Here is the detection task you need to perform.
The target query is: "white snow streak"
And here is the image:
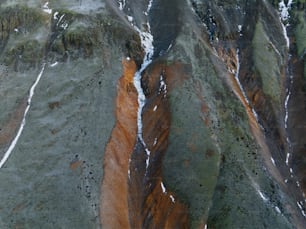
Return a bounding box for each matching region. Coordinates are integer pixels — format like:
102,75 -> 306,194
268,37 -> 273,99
118,0 -> 126,10
50,61 -> 58,67
297,201 -> 306,217
42,2 -> 52,14
122,1 -> 155,171
153,137 -> 157,146
279,0 -> 293,22
257,189 -> 269,202
159,75 -> 167,98
160,182 -> 166,193
233,49 -> 263,129
170,195 -> 175,203
153,105 -> 157,111
0,64 -> 46,168
271,157 -> 276,166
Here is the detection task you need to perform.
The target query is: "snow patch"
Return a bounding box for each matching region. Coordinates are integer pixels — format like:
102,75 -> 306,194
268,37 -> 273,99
271,157 -> 276,166
279,0 -> 293,22
53,11 -> 59,20
153,105 -> 157,111
257,190 -> 269,202
170,195 -> 175,203
161,182 -> 166,193
127,15 -> 133,22
159,75 -> 167,97
118,0 -> 126,10
50,61 -> 58,67
297,201 -> 306,217
153,137 -> 157,146
285,152 -> 290,165
42,2 -> 52,14
275,206 -> 281,214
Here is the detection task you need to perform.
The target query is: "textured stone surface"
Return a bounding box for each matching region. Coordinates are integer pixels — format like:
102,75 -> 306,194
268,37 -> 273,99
0,0 -> 306,228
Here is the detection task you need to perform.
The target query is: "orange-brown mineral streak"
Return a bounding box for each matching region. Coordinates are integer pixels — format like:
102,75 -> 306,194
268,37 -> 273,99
100,59 -> 137,229
139,63 -> 189,228
0,98 -> 27,146
218,47 -> 285,187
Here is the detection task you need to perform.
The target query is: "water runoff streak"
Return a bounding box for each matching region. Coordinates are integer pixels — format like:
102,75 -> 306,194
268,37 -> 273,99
0,63 -> 46,168
118,0 -> 155,172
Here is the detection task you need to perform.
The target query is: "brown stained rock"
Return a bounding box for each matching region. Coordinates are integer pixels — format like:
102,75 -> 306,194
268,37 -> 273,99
101,59 -> 189,228
0,97 -> 27,146
100,59 -> 138,229
214,45 -> 306,227
69,160 -> 81,170
48,101 -> 60,110
131,62 -> 189,228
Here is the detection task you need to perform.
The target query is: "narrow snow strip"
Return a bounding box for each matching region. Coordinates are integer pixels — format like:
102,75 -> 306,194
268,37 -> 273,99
279,0 -> 293,22
147,0 -> 154,12
279,0 -> 292,48
170,195 -> 175,203
118,0 -> 126,10
233,49 -> 263,129
153,105 -> 157,111
0,63 -> 46,168
271,157 -> 276,166
275,206 -> 281,214
42,2 -> 52,14
153,137 -> 157,146
285,152 -> 290,165
50,61 -> 58,67
160,182 -> 166,193
257,189 -> 269,202
297,201 -> 306,217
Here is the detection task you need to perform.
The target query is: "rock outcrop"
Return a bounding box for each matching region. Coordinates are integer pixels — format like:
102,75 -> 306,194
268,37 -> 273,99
0,0 -> 305,228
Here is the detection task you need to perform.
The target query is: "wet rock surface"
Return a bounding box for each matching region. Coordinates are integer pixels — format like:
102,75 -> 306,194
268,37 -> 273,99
0,0 -> 306,228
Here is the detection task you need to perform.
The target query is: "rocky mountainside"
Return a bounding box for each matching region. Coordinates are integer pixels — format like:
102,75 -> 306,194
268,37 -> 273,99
0,0 -> 305,228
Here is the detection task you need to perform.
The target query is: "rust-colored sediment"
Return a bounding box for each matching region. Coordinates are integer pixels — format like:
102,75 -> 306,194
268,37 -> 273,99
100,59 -> 138,229
215,46 -> 306,227
100,59 -> 189,228
128,62 -> 189,228
0,98 -> 27,147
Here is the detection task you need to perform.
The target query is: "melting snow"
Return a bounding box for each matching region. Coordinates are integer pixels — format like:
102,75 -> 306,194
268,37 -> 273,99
0,64 -> 46,168
238,24 -> 242,32
159,75 -> 167,97
43,2 -> 52,14
147,0 -> 154,12
257,190 -> 269,202
285,152 -> 290,165
118,0 -> 126,10
297,201 -> 306,217
50,62 -> 58,67
161,182 -> 166,193
233,49 -> 263,129
127,16 -> 133,22
279,0 -> 293,22
53,11 -> 59,20
170,195 -> 175,203
153,137 -> 157,146
275,206 -> 281,214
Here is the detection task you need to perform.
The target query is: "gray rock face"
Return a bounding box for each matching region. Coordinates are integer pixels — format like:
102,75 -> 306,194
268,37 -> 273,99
0,1 -> 139,228
0,0 -> 305,228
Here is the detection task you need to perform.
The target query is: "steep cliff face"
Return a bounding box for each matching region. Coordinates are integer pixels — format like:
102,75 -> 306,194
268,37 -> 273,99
0,0 -> 306,228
